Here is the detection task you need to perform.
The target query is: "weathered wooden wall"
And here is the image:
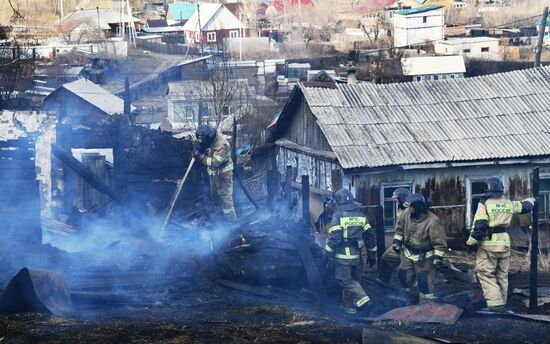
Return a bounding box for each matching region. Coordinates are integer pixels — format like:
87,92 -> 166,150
353,164 -> 550,246
0,137 -> 41,248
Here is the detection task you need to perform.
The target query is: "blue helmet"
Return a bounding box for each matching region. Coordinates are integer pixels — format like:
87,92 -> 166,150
406,193 -> 427,211
196,125 -> 217,147
335,188 -> 361,211
485,177 -> 503,196
392,188 -> 410,204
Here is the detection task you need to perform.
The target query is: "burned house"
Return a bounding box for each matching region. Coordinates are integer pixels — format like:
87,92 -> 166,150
268,66 -> 550,246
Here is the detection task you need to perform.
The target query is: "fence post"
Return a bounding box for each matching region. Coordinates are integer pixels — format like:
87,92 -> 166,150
285,165 -> 292,209
530,166 -> 540,313
301,175 -> 310,230
375,205 -> 386,263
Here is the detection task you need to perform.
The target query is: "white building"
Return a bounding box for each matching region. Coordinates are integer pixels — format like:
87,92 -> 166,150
393,5 -> 444,48
401,55 -> 466,81
536,17 -> 550,45
434,37 -> 502,61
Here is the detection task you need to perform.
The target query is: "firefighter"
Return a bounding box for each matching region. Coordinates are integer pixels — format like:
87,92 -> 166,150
193,125 -> 236,221
466,177 -> 535,311
394,193 -> 447,303
377,188 -> 410,284
323,188 -> 376,314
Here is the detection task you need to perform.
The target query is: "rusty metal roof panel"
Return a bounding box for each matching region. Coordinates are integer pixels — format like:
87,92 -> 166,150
295,66 -> 550,169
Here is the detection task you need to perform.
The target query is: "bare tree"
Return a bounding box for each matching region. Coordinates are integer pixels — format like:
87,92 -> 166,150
0,0 -> 35,107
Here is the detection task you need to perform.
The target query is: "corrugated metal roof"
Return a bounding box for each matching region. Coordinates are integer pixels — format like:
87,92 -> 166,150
293,66 -> 550,170
60,78 -> 133,115
395,5 -> 443,15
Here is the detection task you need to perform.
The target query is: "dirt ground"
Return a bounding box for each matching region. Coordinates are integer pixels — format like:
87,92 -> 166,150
1,247 -> 550,344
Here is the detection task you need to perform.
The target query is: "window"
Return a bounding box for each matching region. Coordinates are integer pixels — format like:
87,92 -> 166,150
207,31 -> 216,42
381,183 -> 412,230
538,177 -> 550,222
433,75 -> 439,81
229,30 -> 239,38
481,47 -> 490,52
422,16 -> 427,23
172,101 -> 194,121
415,76 -> 422,81
194,31 -> 200,43
463,48 -> 471,53
466,176 -> 503,228
450,74 -> 456,79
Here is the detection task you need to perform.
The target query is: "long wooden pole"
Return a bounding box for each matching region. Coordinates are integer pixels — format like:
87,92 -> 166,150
159,157 -> 196,239
529,166 -> 540,313
534,7 -> 549,68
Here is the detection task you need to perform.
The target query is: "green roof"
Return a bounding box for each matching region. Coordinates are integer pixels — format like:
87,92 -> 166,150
168,2 -> 196,21
536,17 -> 550,25
396,5 -> 444,16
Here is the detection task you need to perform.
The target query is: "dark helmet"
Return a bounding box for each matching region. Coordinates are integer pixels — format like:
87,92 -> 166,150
406,193 -> 427,211
335,188 -> 361,211
196,125 -> 217,147
392,188 -> 410,204
485,177 -> 503,195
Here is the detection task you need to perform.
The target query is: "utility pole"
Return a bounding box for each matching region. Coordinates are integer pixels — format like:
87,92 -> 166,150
530,166 -> 540,313
60,0 -> 64,19
239,13 -> 243,61
96,7 -> 101,39
196,1 -> 204,55
534,6 -> 549,67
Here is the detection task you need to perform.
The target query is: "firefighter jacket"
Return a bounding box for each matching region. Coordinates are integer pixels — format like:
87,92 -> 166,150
325,209 -> 376,261
467,196 -> 534,252
200,134 -> 234,176
393,211 -> 447,262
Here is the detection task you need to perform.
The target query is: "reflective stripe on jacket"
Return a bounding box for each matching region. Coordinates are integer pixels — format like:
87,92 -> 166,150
201,134 -> 234,176
325,209 -> 376,260
396,211 -> 447,262
468,196 -> 532,252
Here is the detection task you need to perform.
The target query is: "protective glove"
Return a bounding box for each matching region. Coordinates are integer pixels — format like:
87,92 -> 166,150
192,148 -> 203,159
392,240 -> 402,254
367,251 -> 377,268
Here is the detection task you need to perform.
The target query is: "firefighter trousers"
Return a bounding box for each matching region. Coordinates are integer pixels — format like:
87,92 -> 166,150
398,256 -> 436,300
209,171 -> 236,221
475,248 -> 510,308
334,258 -> 370,309
377,246 -> 401,283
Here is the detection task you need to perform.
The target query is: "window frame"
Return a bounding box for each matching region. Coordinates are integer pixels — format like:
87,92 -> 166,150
481,46 -> 490,52
537,173 -> 550,223
229,30 -> 239,38
422,16 -> 427,23
463,48 -> 471,53
207,31 -> 217,42
380,182 -> 413,231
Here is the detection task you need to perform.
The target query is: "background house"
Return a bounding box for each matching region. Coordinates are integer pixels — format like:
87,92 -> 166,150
401,55 -> 466,81
183,3 -> 245,46
536,17 -> 550,45
166,2 -> 197,26
60,8 -> 141,41
393,5 -> 444,47
434,37 -> 502,61
268,66 -> 550,246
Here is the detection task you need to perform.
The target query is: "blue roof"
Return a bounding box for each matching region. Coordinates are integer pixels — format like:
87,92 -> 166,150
536,17 -> 550,25
168,2 -> 196,21
396,5 -> 444,16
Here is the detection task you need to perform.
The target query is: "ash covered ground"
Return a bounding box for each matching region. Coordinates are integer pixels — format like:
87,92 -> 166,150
0,213 -> 550,344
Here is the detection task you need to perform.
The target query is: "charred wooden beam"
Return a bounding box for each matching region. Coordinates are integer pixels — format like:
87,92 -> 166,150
51,144 -> 119,202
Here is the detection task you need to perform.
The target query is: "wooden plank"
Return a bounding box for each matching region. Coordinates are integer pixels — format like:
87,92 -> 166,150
51,144 -> 119,202
0,139 -> 35,148
0,149 -> 35,159
290,226 -> 328,305
362,328 -> 440,344
0,159 -> 36,170
0,170 -> 37,180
